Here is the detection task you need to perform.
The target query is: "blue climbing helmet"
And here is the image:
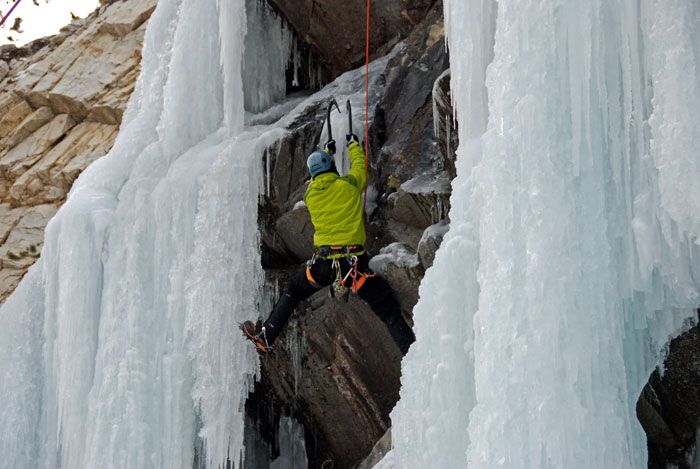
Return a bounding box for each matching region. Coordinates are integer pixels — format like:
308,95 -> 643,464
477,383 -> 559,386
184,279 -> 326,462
307,150 -> 333,177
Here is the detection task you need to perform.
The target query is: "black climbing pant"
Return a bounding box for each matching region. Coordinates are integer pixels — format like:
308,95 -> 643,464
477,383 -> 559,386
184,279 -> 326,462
263,253 -> 415,354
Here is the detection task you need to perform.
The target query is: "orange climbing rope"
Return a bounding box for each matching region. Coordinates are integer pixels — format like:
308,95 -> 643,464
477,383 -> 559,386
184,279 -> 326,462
362,0 -> 371,222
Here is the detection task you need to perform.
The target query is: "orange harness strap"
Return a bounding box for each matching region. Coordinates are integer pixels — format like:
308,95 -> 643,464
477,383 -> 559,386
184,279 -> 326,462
341,257 -> 376,294
306,266 -> 322,289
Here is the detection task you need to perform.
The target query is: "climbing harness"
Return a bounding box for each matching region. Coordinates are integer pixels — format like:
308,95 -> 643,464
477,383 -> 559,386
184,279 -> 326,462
310,246 -> 370,297
0,0 -> 24,29
305,261 -> 322,289
317,244 -> 364,258
342,255 -> 376,294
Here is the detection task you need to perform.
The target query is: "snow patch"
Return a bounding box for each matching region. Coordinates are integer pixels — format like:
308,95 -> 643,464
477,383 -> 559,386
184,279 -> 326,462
399,170 -> 451,194
419,219 -> 450,246
368,242 -> 420,275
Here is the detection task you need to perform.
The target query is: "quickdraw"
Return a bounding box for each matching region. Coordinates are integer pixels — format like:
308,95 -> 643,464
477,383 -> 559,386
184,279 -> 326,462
342,255 -> 376,294
331,259 -> 348,296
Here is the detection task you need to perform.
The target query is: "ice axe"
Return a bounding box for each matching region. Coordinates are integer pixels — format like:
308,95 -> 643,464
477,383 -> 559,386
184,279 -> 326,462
346,100 -> 353,136
326,98 -> 341,142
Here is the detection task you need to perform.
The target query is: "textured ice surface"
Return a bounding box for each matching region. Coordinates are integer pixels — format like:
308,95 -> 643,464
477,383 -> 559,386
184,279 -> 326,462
243,0 -> 293,113
270,415 -> 308,469
0,0 -> 262,466
388,0 -> 700,468
418,220 -> 450,246
0,0 -> 258,466
373,449 -> 396,469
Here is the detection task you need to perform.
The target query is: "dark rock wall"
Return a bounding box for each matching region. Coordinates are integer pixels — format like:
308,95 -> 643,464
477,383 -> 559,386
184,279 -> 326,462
249,1 -> 700,468
638,312 -> 700,469
249,1 -> 451,467
265,0 -> 437,81
366,4 -> 451,257
247,294 -> 403,468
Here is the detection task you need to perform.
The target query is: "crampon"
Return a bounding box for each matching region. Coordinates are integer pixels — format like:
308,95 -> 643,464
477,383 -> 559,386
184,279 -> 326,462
240,320 -> 275,354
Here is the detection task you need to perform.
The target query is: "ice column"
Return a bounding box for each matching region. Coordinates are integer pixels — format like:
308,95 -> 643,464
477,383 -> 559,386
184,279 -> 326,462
389,0 -> 700,468
388,0 -> 496,466
0,0 -> 262,467
242,0 -> 294,112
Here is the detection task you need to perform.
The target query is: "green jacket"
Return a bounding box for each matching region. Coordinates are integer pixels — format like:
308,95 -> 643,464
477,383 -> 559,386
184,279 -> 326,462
303,142 -> 368,249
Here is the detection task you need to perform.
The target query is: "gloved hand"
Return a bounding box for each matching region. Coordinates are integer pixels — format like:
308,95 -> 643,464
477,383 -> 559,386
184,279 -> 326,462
324,139 -> 336,155
346,133 -> 359,147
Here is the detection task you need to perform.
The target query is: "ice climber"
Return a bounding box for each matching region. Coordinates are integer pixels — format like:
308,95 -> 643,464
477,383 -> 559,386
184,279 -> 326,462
241,134 -> 416,355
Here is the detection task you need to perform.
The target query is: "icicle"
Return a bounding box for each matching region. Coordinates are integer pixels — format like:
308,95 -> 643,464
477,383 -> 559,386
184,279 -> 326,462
433,87 -> 441,141
242,0 -> 294,112
270,416 -> 308,469
446,114 -> 452,160
266,148 -> 271,197
291,40 -> 300,88
288,323 -> 306,397
432,68 -> 451,143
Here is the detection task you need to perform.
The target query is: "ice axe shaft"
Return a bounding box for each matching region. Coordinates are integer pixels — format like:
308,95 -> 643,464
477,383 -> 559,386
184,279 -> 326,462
326,99 -> 341,141
346,100 -> 353,136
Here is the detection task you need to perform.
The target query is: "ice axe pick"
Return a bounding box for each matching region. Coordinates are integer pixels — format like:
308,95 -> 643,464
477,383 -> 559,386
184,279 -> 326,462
326,98 -> 341,141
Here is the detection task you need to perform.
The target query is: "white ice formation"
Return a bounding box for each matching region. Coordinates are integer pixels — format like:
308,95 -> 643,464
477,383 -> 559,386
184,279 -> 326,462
389,0 -> 700,468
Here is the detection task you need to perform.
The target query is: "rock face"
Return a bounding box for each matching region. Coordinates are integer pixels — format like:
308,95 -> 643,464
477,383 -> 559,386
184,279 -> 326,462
0,0 -> 157,303
248,292 -> 403,468
637,314 -> 700,469
266,0 -> 436,80
252,2 -> 451,466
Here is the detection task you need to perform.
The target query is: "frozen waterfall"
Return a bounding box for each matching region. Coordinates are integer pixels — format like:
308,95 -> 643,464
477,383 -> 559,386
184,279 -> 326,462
388,0 -> 700,468
2,0 -> 699,467
0,0 -> 262,466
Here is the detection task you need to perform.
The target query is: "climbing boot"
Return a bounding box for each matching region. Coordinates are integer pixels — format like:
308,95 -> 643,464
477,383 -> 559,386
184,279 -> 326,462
240,320 -> 275,354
